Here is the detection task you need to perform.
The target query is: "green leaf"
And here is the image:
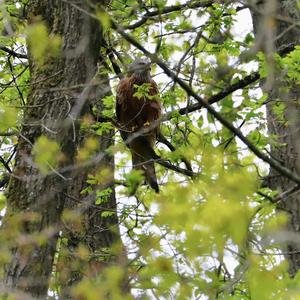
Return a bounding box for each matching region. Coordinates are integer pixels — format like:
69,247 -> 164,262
96,188 -> 113,204
32,136 -> 61,173
101,211 -> 115,218
133,83 -> 155,100
0,105 -> 18,131
124,169 -> 144,194
27,21 -> 61,65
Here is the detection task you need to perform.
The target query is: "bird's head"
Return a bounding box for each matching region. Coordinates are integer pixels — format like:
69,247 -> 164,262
128,58 -> 152,80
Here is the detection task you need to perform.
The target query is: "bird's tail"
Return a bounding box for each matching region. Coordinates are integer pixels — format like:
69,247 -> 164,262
132,154 -> 159,193
131,137 -> 159,193
144,160 -> 159,193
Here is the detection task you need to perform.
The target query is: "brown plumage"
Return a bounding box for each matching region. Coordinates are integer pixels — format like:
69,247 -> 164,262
116,59 -> 161,193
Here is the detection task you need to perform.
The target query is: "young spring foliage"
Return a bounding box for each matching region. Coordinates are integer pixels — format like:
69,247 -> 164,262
0,0 -> 300,299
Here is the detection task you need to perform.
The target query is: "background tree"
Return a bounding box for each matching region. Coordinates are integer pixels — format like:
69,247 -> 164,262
250,0 -> 300,277
0,0 -> 299,299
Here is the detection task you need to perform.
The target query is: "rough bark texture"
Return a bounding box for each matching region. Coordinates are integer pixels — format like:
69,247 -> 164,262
250,0 -> 300,276
57,71 -> 128,299
1,0 -> 121,297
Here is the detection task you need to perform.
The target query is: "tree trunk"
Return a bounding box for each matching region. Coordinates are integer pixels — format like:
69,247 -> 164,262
1,0 -> 120,297
250,0 -> 300,276
57,70 -> 129,298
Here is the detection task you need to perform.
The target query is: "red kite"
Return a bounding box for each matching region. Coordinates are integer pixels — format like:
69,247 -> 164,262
116,58 -> 161,192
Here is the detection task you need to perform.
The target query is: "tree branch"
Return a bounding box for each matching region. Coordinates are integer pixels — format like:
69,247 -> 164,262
168,72 -> 260,120
155,158 -> 197,178
258,184 -> 300,204
0,156 -> 12,173
125,0 -> 214,30
0,173 -> 10,189
0,46 -> 27,59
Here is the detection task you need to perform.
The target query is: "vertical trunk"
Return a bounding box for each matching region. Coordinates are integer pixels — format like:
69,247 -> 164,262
58,70 -> 128,298
1,1 -> 113,297
250,0 -> 300,276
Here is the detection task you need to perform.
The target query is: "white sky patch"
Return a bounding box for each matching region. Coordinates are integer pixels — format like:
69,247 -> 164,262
232,9 -> 254,41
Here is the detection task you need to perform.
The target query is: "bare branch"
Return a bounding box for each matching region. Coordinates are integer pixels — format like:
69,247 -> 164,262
0,174 -> 10,189
172,72 -> 260,119
155,158 -> 197,178
0,46 -> 27,59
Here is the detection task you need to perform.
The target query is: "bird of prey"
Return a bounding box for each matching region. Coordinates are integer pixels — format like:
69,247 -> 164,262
116,58 -> 161,193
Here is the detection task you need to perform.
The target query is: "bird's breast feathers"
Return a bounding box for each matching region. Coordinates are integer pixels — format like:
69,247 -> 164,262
116,75 -> 161,131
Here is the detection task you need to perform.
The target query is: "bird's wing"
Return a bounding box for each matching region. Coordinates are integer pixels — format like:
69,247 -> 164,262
116,76 -> 136,140
116,76 -> 130,121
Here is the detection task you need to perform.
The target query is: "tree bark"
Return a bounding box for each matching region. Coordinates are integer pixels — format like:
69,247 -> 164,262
57,70 -> 129,299
1,0 -> 121,297
250,0 -> 300,276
